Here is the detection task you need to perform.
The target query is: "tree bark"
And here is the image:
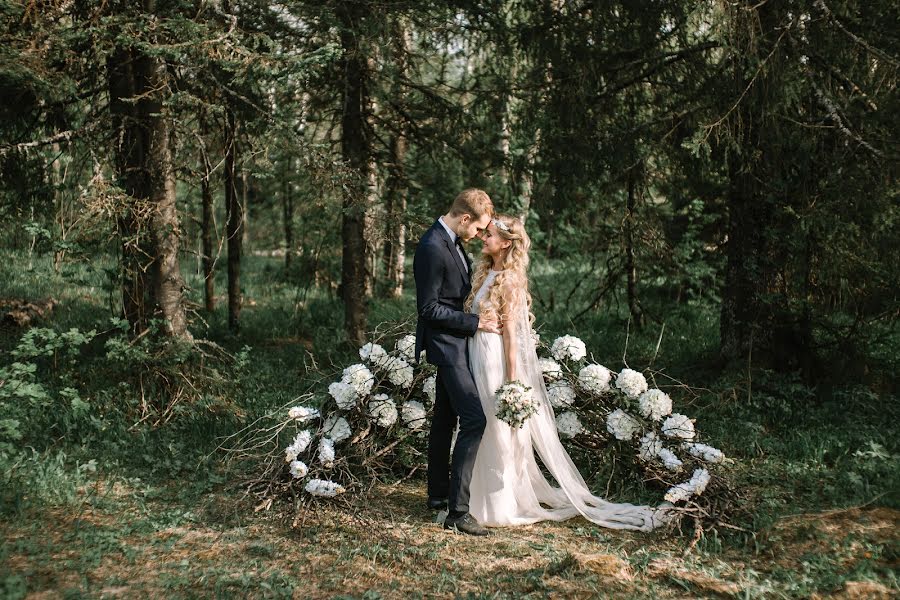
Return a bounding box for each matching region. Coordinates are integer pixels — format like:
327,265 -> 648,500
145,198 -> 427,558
282,158 -> 294,271
224,107 -> 242,331
381,19 -> 409,299
338,1 -> 371,345
625,161 -> 643,328
108,31 -> 190,339
199,110 -> 216,312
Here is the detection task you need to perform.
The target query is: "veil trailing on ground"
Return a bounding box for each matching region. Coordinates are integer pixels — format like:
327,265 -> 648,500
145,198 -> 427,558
512,305 -> 670,531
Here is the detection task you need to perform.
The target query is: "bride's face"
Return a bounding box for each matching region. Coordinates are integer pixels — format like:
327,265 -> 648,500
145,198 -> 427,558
480,222 -> 511,259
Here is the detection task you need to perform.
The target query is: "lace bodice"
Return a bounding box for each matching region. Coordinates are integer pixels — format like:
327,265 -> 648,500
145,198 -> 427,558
472,270 -> 500,314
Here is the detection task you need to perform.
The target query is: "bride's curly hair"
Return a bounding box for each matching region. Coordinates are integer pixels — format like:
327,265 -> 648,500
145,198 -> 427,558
465,214 -> 535,328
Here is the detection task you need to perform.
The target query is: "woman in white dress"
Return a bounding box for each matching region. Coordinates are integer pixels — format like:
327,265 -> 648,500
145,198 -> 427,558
464,215 -> 667,531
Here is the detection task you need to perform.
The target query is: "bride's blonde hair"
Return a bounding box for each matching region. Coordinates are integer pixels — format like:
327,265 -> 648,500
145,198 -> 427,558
465,214 -> 534,327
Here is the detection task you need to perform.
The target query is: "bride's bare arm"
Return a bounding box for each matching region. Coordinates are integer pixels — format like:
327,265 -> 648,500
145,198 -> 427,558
501,303 -> 518,382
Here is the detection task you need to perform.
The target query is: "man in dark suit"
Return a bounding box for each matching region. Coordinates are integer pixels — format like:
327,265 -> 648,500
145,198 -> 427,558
414,188 -> 498,536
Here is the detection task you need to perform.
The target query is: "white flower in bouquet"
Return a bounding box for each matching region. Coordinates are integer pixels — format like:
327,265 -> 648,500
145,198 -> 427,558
289,460 -> 308,479
657,448 -> 683,472
288,405 -> 320,423
423,375 -> 437,406
578,364 -> 612,394
328,382 -> 357,410
661,413 -> 695,440
284,429 -> 313,462
547,381 -> 576,408
682,442 -> 725,464
494,381 -> 539,429
318,437 -> 335,467
614,368 -> 648,399
359,342 -> 387,364
664,468 -> 711,503
395,335 -> 417,361
550,335 -> 587,362
322,414 -> 352,443
401,400 -> 427,430
386,357 -> 415,389
606,408 -> 641,441
556,411 -> 584,438
539,358 -> 563,381
638,431 -> 663,462
368,394 -> 398,427
304,478 -> 345,497
638,389 -> 672,421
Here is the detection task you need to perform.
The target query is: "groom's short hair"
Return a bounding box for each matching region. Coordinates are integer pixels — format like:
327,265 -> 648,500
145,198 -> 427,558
449,188 -> 493,219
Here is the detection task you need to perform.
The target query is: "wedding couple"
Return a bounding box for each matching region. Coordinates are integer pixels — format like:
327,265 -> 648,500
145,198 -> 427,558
414,188 -> 666,536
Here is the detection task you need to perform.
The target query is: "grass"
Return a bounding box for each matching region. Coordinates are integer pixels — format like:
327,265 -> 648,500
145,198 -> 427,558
1,247 -> 898,598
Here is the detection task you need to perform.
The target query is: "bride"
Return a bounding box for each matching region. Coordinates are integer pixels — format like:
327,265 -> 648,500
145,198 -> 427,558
464,215 -> 667,531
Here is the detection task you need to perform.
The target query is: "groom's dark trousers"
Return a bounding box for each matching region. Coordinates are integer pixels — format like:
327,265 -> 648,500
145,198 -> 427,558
414,220 -> 486,515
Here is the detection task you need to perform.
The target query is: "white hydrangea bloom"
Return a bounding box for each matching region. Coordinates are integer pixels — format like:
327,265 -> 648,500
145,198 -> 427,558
284,429 -> 313,462
638,431 -> 663,462
614,368 -> 648,399
547,382 -> 576,408
368,394 -> 398,427
578,364 -> 612,394
606,408 -> 641,441
341,363 -> 375,397
318,437 -> 335,468
288,405 -> 320,423
423,375 -> 437,406
359,342 -> 387,364
682,442 -> 725,463
539,358 -> 563,381
550,335 -> 587,362
662,413 -> 696,440
289,460 -> 308,479
322,414 -> 352,443
556,411 -> 584,438
386,357 -> 415,389
395,335 -> 417,361
328,381 -> 357,410
657,448 -> 683,472
691,467 -> 711,495
401,400 -> 427,430
638,388 -> 673,421
664,468 -> 711,503
304,478 -> 345,497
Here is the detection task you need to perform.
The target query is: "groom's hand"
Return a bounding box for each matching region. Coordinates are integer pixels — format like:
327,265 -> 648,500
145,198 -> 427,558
477,316 -> 502,335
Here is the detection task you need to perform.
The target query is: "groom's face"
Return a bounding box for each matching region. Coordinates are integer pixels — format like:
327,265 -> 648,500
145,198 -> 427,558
459,213 -> 492,243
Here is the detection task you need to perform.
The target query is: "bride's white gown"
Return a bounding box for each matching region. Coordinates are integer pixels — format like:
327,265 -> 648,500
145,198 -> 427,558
467,270 -> 664,531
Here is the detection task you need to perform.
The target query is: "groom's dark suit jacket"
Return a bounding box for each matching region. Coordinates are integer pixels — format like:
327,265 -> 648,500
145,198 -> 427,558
414,220 -> 479,366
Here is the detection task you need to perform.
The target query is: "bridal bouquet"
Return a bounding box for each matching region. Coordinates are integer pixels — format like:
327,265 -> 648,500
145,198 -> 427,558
494,380 -> 538,429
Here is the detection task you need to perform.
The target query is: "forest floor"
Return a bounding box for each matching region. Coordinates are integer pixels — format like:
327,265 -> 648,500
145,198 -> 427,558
2,253 -> 898,598
3,474 -> 897,599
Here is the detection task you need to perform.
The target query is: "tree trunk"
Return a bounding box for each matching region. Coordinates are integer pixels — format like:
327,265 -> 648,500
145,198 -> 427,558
625,162 -> 643,328
338,1 -> 371,345
282,158 -> 294,272
224,107 -> 242,331
108,35 -> 190,339
381,19 -> 409,299
201,153 -> 215,313
719,1 -> 794,368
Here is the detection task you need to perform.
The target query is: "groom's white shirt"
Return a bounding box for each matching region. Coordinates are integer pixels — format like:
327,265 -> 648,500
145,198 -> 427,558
438,216 -> 468,273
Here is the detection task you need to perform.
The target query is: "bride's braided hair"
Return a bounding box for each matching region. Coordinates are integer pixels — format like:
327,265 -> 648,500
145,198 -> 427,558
465,214 -> 535,328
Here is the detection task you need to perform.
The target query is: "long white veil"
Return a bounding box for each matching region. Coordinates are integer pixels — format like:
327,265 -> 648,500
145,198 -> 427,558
514,306 -> 668,531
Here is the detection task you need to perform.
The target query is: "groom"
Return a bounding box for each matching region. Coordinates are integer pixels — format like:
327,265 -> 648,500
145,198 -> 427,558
414,188 -> 499,536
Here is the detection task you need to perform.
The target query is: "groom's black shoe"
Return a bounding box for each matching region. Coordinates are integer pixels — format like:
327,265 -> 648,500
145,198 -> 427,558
443,512 -> 489,536
427,496 -> 448,510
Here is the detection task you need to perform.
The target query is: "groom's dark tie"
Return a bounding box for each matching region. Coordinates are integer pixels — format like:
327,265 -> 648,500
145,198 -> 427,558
454,237 -> 468,272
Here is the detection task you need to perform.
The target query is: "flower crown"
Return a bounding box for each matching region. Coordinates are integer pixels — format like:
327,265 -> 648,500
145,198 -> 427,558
492,218 -> 510,232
